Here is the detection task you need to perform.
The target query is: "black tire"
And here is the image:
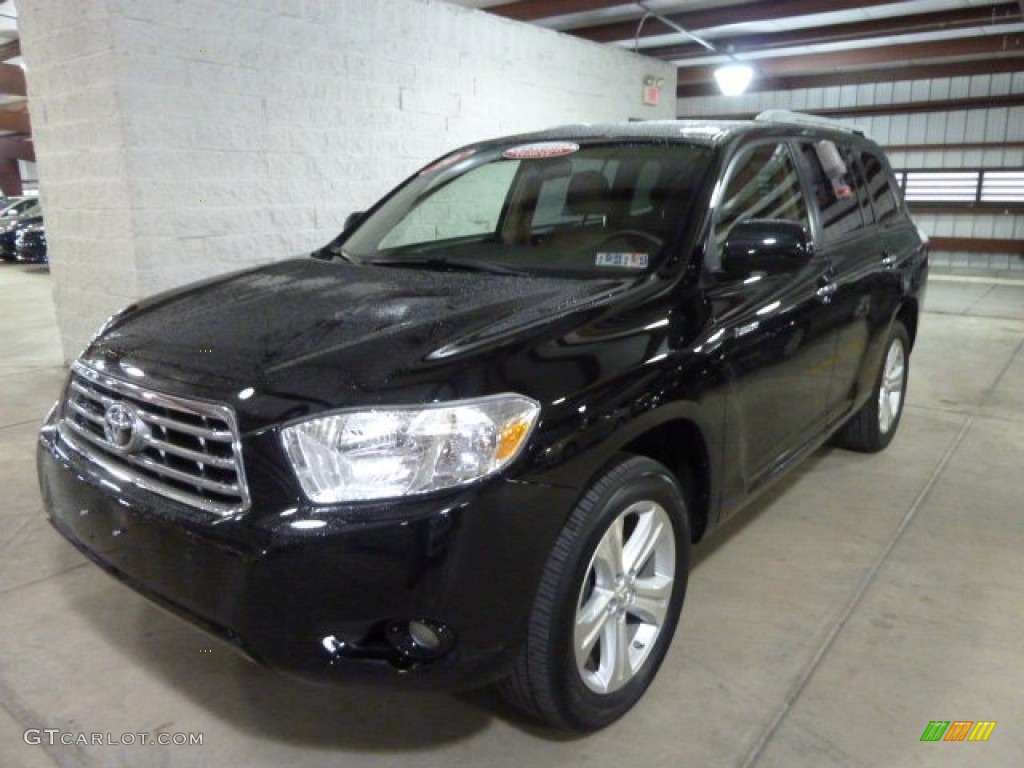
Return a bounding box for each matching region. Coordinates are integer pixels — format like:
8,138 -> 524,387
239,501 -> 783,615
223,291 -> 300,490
834,321 -> 910,453
499,455 -> 690,731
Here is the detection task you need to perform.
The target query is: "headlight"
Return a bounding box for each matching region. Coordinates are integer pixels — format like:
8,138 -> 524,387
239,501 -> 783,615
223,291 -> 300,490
280,394 -> 540,503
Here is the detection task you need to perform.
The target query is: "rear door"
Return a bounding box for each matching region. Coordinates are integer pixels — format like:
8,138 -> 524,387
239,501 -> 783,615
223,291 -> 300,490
795,139 -> 890,424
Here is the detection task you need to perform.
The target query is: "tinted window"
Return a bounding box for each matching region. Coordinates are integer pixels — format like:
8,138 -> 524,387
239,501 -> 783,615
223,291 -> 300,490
800,141 -> 862,239
711,142 -> 809,269
860,152 -> 900,223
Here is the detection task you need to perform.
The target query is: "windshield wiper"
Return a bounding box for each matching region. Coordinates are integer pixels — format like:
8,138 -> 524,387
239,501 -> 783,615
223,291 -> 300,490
364,257 -> 525,276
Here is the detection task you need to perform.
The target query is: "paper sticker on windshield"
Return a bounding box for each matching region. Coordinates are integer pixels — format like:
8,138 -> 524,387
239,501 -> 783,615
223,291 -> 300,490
596,252 -> 649,270
420,148 -> 476,175
502,142 -> 579,160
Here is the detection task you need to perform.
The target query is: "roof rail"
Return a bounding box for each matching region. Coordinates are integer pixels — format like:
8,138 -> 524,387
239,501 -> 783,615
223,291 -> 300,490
755,110 -> 868,139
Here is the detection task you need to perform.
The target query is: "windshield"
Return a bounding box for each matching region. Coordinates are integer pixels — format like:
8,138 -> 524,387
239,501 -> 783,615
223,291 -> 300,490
341,141 -> 712,277
1,199 -> 34,217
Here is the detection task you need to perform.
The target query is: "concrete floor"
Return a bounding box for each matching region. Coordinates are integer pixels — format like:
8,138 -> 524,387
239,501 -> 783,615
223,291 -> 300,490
1,262 -> 1022,767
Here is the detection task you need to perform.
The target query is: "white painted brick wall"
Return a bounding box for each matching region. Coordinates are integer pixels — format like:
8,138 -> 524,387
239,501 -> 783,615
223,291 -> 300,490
20,0 -> 675,361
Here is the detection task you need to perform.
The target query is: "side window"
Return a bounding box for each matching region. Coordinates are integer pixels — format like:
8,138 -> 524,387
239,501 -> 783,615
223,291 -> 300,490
800,141 -> 862,239
860,151 -> 900,223
711,142 -> 809,269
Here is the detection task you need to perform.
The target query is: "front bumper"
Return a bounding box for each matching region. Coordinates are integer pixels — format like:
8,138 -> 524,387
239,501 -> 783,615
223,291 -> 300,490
37,414 -> 576,690
16,243 -> 47,263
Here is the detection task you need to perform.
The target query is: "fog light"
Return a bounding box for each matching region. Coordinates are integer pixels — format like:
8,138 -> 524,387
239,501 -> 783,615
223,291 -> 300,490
385,618 -> 455,661
409,620 -> 442,650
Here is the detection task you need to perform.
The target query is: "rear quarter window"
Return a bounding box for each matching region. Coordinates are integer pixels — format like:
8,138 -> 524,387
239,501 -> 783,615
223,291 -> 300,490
860,151 -> 901,223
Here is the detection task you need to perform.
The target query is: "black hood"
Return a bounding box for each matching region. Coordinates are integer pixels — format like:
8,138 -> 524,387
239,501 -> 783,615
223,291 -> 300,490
84,258 -> 630,428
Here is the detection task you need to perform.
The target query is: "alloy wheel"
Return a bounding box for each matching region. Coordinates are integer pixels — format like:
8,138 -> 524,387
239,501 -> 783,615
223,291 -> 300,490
574,500 -> 676,694
878,338 -> 906,434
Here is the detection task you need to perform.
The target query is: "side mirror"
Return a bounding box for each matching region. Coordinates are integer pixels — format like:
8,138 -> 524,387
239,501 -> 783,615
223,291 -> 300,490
344,211 -> 365,232
722,219 -> 812,277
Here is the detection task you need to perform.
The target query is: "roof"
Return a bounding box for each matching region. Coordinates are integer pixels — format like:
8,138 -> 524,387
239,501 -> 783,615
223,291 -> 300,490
476,112 -> 879,149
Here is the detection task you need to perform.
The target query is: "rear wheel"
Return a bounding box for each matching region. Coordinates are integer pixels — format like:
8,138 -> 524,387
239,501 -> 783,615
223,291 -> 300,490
835,321 -> 910,453
499,455 -> 690,731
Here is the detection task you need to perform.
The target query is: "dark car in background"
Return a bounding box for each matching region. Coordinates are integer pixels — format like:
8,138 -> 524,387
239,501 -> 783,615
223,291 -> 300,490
0,202 -> 42,261
15,219 -> 47,263
38,112 -> 927,731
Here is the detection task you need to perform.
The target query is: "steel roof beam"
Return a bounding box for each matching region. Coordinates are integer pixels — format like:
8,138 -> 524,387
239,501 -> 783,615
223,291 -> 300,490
649,3 -> 1021,61
675,34 -> 1024,85
486,0 -> 636,22
0,136 -> 34,163
564,0 -> 907,44
0,109 -> 30,133
0,62 -> 26,98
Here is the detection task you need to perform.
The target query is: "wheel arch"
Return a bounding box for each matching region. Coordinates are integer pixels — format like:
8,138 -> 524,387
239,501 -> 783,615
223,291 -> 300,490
620,419 -> 712,543
896,297 -> 919,350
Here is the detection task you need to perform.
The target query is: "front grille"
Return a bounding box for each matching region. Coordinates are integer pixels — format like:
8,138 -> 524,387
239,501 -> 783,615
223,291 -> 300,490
58,362 -> 250,516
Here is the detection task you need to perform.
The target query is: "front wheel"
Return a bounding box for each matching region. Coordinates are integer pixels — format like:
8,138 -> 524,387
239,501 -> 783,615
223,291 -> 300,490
499,455 -> 690,731
834,321 -> 910,453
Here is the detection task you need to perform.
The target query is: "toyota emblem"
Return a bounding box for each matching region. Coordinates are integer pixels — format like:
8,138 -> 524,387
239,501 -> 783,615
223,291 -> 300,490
103,403 -> 146,453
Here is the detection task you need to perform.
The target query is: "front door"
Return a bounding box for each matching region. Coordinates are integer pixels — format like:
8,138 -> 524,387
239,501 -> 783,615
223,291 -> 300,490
702,141 -> 837,509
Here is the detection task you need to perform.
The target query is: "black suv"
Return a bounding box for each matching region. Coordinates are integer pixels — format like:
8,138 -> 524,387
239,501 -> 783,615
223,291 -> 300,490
38,112 -> 927,731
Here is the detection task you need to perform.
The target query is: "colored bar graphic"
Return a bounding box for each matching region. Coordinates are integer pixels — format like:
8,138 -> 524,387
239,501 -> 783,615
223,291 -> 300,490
920,720 -> 996,742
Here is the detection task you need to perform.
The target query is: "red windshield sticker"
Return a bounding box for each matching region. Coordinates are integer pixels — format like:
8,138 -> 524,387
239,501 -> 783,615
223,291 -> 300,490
502,142 -> 580,160
421,148 -> 477,175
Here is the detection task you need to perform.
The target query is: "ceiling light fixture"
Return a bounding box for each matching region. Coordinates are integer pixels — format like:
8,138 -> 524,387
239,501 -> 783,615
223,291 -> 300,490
714,62 -> 754,96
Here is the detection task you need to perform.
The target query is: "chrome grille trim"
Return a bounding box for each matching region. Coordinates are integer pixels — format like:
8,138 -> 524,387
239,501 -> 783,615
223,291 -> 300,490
58,362 -> 250,516
68,380 -> 234,441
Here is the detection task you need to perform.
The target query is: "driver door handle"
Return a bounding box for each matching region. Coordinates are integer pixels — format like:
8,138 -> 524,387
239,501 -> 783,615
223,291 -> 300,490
815,274 -> 839,301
